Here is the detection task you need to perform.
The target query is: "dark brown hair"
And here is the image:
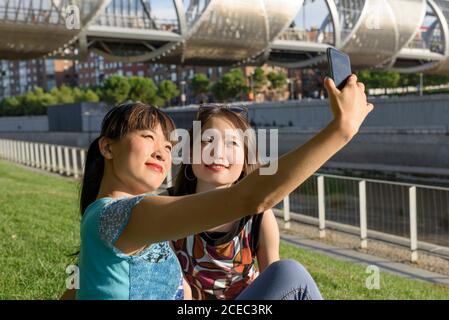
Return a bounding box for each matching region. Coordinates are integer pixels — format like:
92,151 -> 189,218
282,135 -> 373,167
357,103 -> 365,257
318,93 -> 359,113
80,102 -> 176,215
173,106 -> 258,196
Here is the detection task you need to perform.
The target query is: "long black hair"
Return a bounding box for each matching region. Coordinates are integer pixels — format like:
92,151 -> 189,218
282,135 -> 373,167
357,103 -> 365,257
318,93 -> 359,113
79,102 -> 176,215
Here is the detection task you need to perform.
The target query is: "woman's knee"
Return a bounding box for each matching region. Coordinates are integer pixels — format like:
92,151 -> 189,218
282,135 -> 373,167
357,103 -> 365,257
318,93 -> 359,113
267,259 -> 309,275
265,259 -> 322,300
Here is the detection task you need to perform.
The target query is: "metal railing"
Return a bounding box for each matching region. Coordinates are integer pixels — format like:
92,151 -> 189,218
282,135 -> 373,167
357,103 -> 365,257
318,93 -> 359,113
0,138 -> 86,179
1,138 -> 448,262
277,174 -> 449,262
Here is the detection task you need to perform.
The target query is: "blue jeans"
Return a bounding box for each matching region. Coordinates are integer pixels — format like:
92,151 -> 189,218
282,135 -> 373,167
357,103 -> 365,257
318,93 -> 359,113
235,259 -> 323,300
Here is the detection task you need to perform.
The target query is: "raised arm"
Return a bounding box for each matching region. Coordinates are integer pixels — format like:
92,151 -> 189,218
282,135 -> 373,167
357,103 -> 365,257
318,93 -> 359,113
116,75 -> 373,253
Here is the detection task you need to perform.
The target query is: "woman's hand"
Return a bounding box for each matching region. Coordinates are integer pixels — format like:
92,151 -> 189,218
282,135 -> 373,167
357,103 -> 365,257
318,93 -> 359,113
324,74 -> 374,141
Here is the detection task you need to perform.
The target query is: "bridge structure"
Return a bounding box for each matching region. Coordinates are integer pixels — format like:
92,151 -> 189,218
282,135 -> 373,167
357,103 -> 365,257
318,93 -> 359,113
1,0 -> 449,74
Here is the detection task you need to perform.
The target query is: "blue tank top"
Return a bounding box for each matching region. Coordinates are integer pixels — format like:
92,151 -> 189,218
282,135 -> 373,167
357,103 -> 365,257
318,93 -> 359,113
76,194 -> 184,300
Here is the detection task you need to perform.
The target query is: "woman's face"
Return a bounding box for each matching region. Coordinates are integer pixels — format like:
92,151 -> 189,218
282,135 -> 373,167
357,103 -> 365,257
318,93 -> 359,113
107,124 -> 172,194
192,116 -> 245,187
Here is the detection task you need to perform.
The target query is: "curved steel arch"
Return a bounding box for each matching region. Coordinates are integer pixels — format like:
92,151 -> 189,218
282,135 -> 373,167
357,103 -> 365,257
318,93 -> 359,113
338,0 -> 399,68
420,0 -> 449,74
385,0 -> 428,69
390,0 -> 449,74
1,0 -> 449,75
0,0 -> 109,60
87,0 -> 183,63
268,0 -> 341,68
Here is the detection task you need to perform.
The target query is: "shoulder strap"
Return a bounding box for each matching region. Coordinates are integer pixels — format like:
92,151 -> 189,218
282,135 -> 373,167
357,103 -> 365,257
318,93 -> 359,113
249,212 -> 264,254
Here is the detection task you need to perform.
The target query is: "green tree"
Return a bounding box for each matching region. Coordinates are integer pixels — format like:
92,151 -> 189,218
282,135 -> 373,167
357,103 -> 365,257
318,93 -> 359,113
357,70 -> 400,93
50,85 -> 75,104
83,89 -> 100,103
251,67 -> 267,94
211,68 -> 249,102
102,75 -> 131,105
267,71 -> 287,91
128,76 -> 158,104
157,80 -> 180,106
424,74 -> 449,86
190,73 -> 210,103
23,87 -> 57,115
0,96 -> 22,116
72,88 -> 85,103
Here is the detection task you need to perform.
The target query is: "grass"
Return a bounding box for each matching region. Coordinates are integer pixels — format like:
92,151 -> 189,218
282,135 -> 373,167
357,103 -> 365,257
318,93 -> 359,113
1,159 -> 449,300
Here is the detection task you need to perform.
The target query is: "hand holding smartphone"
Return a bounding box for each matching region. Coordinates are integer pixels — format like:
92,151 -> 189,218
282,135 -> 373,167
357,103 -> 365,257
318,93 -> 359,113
326,48 -> 352,91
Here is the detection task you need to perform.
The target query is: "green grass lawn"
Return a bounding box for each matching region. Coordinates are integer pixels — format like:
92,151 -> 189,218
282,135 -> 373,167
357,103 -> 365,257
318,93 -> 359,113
1,159 -> 449,300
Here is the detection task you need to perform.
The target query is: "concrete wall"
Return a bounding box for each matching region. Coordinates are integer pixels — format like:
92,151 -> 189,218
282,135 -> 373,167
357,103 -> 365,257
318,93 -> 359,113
1,95 -> 448,177
2,94 -> 449,133
47,102 -> 108,132
165,94 -> 449,130
0,116 -> 48,132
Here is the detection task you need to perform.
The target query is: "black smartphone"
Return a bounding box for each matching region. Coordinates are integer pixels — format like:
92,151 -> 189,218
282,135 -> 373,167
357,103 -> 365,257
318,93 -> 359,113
326,48 -> 352,90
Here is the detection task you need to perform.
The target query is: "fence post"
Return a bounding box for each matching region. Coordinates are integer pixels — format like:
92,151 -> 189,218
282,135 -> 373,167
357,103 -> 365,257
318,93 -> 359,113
13,140 -> 18,162
71,148 -> 78,179
3,140 -> 6,159
10,140 -> 14,161
11,140 -> 15,162
19,141 -> 24,164
39,144 -> 45,169
15,141 -> 20,163
30,142 -> 35,167
51,145 -> 56,172
283,195 -> 291,229
80,149 -> 86,173
24,142 -> 30,165
359,180 -> 368,249
45,144 -> 51,171
20,141 -> 24,164
318,175 -> 326,238
15,140 -> 20,163
64,147 -> 70,176
35,143 -> 40,168
57,146 -> 63,174
9,140 -> 13,161
409,186 -> 418,262
7,140 -> 11,160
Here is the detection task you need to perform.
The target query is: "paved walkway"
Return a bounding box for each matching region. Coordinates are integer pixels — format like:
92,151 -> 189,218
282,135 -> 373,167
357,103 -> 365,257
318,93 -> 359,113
280,233 -> 449,286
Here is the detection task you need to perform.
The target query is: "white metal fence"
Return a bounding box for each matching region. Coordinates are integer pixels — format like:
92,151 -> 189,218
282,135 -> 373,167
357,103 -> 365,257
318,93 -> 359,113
278,174 -> 449,262
0,138 -> 86,179
1,138 -> 448,262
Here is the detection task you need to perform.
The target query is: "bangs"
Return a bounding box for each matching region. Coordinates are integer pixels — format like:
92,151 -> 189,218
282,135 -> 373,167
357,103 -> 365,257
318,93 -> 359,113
130,106 -> 176,142
102,102 -> 176,143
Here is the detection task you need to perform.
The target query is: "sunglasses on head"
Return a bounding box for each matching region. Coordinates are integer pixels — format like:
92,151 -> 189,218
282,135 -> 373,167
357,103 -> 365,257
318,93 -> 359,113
197,103 -> 248,118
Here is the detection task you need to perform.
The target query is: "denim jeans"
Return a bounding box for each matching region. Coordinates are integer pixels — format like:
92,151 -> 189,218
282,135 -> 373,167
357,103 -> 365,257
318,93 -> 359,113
235,259 -> 323,300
